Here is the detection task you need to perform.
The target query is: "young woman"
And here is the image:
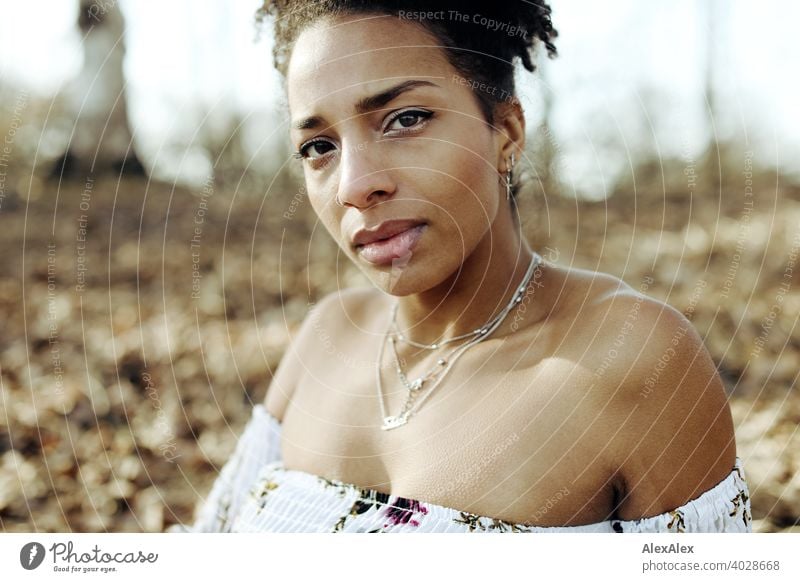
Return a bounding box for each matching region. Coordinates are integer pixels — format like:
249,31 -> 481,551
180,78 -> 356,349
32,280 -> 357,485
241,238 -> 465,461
181,1 -> 751,533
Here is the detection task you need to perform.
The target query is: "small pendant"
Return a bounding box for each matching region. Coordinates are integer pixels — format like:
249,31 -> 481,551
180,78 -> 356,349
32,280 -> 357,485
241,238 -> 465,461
409,377 -> 424,391
382,415 -> 407,430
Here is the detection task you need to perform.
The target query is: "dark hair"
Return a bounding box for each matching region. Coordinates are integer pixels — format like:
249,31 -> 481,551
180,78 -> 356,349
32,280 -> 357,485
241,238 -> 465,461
256,1 -> 558,203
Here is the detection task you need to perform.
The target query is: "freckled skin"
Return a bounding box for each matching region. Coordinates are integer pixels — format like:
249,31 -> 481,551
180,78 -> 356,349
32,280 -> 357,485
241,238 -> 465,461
266,13 -> 738,527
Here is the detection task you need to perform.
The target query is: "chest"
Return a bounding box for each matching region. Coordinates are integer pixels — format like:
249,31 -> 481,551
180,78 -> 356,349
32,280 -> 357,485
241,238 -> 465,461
280,348 -> 620,526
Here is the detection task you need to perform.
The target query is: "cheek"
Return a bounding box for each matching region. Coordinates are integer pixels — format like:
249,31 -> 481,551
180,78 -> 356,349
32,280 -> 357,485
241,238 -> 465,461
307,186 -> 348,246
306,187 -> 327,219
432,145 -> 499,234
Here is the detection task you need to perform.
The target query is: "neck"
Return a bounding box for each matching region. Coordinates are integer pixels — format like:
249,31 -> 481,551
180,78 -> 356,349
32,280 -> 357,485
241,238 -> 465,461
394,211 -> 543,346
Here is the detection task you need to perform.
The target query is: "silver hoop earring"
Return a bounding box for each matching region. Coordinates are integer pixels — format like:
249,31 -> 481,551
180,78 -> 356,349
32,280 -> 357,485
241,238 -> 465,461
335,195 -> 345,207
505,153 -> 515,201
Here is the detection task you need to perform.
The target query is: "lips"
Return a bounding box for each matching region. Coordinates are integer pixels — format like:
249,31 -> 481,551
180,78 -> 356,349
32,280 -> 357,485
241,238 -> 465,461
351,219 -> 427,248
352,222 -> 428,266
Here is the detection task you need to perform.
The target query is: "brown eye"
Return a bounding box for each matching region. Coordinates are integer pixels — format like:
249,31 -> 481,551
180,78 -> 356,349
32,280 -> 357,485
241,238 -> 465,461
397,113 -> 420,127
385,109 -> 433,133
299,139 -> 336,159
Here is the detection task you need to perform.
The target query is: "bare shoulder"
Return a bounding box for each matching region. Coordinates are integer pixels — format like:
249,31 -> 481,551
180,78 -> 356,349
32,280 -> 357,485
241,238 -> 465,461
566,269 -> 737,520
263,287 -> 382,421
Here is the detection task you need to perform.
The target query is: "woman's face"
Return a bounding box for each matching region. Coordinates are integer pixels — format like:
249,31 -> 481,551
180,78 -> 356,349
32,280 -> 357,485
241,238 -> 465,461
287,14 -> 509,295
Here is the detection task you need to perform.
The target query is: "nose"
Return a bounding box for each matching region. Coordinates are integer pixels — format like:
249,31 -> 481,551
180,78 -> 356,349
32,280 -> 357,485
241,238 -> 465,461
336,142 -> 397,209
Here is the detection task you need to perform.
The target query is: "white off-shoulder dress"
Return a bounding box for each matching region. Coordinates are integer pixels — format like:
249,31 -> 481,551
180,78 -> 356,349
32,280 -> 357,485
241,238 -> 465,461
170,404 -> 752,533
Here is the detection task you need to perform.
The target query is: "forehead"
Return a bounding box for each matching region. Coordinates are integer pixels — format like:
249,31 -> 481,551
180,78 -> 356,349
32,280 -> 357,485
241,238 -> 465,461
287,14 -> 454,113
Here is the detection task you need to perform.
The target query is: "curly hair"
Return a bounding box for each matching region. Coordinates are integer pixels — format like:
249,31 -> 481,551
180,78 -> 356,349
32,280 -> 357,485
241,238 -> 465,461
256,1 -> 558,204
257,1 -> 556,119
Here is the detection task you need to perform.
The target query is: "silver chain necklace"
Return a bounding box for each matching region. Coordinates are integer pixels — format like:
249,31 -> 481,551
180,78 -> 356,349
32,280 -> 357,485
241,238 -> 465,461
389,312 -> 483,350
376,251 -> 543,430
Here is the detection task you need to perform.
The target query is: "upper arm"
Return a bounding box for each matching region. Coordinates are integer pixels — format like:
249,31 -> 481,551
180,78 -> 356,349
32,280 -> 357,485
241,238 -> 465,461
263,287 -> 378,421
263,292 -> 337,422
599,294 -> 737,520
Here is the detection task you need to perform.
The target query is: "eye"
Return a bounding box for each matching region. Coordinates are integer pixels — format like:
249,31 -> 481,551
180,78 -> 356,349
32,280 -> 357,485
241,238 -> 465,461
384,109 -> 434,134
295,139 -> 336,160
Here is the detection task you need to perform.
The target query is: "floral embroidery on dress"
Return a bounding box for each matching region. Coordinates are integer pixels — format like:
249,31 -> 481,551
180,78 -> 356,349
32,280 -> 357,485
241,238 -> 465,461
667,509 -> 686,533
452,512 -> 533,533
453,512 -> 484,532
332,489 -> 391,532
250,479 -> 279,513
485,518 -> 533,533
382,497 -> 428,528
317,476 -> 349,498
730,490 -> 751,528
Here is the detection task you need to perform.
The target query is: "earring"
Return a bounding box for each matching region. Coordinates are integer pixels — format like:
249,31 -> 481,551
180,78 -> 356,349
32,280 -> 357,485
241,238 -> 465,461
335,194 -> 345,207
505,153 -> 515,201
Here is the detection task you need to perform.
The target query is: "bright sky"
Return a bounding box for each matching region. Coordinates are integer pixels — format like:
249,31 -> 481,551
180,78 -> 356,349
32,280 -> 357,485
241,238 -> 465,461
1,0 -> 798,191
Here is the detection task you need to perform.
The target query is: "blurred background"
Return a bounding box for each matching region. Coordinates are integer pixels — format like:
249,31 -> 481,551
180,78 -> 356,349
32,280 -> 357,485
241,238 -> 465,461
0,0 -> 798,533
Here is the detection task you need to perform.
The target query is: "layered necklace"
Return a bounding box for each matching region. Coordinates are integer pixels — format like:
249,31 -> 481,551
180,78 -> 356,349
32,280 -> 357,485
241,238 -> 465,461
376,251 -> 543,430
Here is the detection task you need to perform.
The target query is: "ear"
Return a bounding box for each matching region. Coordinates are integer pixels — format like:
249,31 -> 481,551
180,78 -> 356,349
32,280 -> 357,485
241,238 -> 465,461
494,100 -> 526,172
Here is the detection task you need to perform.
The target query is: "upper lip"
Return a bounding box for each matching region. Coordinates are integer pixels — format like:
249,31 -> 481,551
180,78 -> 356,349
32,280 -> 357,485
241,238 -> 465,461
351,219 -> 426,247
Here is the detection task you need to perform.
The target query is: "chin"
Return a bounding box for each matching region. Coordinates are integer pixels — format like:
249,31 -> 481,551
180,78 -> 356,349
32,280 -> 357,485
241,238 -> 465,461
360,263 -> 417,297
363,255 -> 460,297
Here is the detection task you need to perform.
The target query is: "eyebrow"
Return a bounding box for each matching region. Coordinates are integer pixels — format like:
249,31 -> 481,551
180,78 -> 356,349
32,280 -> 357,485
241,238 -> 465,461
291,80 -> 439,131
